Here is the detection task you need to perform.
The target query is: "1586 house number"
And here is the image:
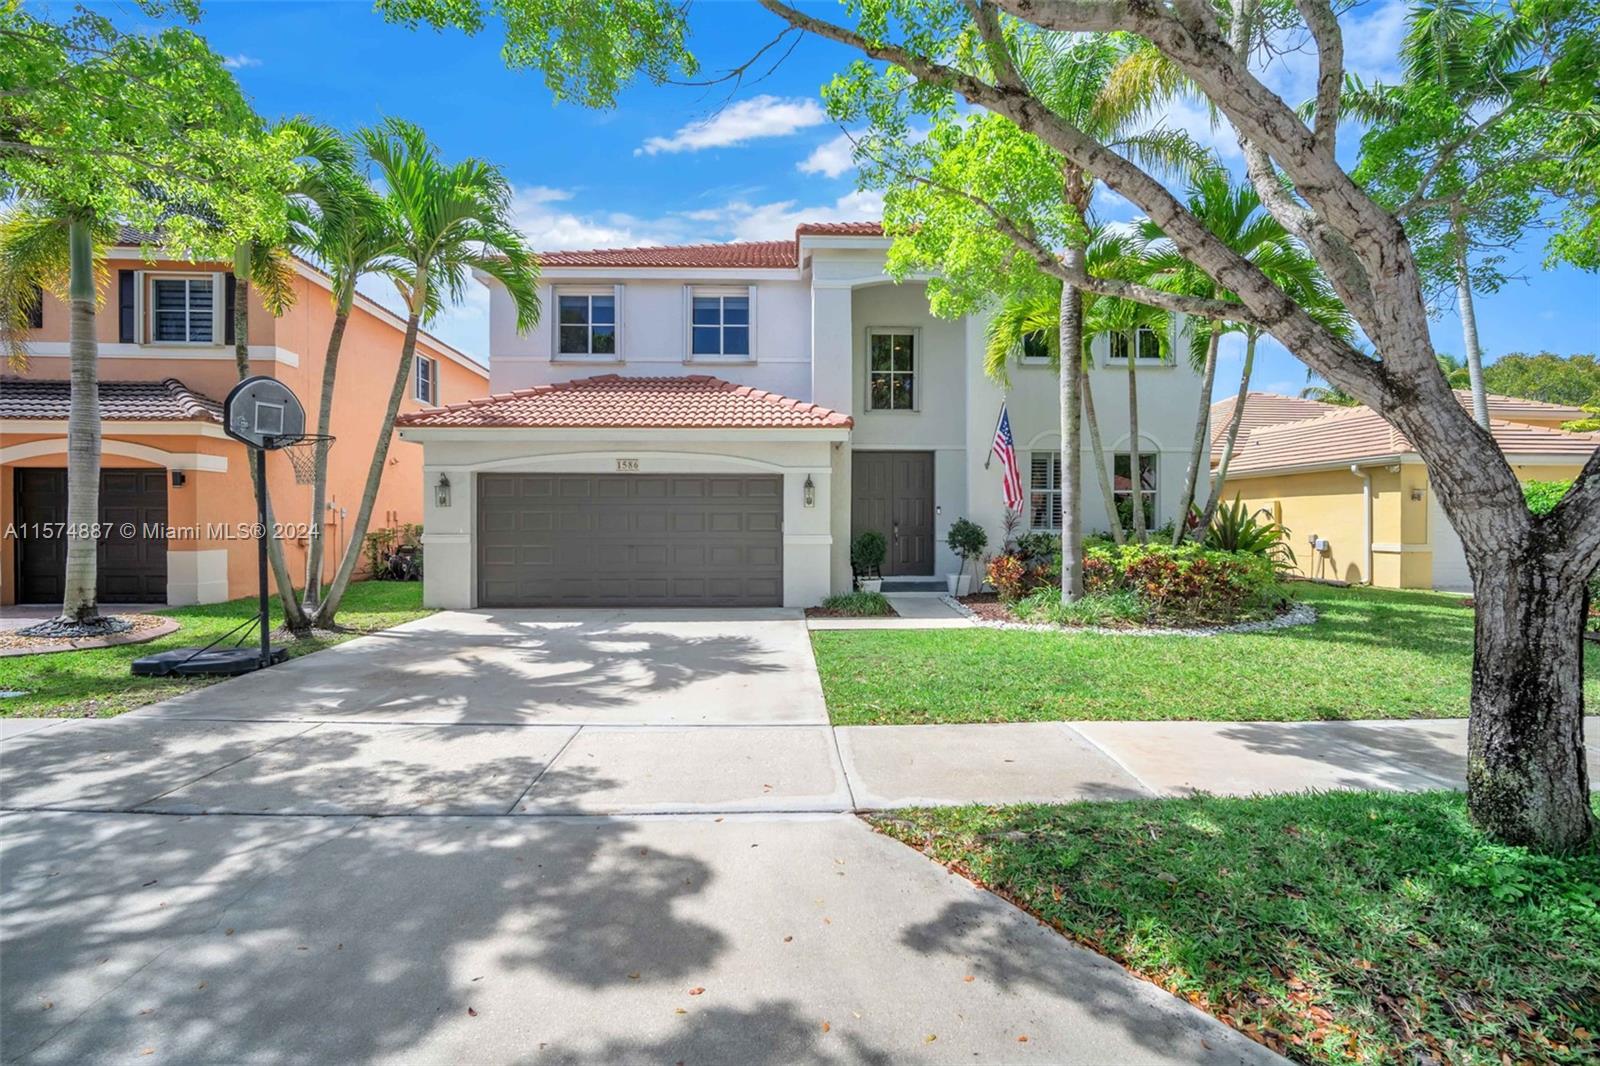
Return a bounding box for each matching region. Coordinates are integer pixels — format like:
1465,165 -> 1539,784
615,458 -> 640,472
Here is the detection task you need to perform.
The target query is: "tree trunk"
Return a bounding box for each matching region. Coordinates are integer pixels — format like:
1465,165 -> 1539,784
1174,327 -> 1221,546
300,294 -> 353,619
312,303 -> 423,626
1452,214 -> 1489,430
232,244 -> 307,631
1201,330 -> 1259,530
1466,549 -> 1595,851
1126,347 -> 1146,544
1058,273 -> 1085,602
1082,366 -> 1125,546
60,214 -> 100,625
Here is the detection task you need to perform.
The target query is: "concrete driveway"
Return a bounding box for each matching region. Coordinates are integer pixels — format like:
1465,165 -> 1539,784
0,608 -> 1283,1065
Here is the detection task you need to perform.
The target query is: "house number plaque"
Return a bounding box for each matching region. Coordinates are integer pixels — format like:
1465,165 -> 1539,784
615,458 -> 640,472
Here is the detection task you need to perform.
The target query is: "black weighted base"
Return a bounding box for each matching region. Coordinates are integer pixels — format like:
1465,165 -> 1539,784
130,646 -> 289,677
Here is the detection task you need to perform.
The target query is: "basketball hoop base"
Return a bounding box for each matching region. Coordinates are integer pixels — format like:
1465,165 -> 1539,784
131,646 -> 289,677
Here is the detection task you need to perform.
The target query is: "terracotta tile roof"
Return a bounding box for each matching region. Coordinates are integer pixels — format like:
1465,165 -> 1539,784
1223,403 -> 1600,477
1210,392 -> 1338,453
1,377 -> 223,423
396,374 -> 853,430
537,221 -> 883,269
1467,391 -> 1590,423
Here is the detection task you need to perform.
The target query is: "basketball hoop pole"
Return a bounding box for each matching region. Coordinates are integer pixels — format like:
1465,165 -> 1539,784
254,447 -> 270,668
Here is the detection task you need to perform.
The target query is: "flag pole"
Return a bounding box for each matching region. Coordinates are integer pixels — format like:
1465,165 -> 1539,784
984,399 -> 1006,470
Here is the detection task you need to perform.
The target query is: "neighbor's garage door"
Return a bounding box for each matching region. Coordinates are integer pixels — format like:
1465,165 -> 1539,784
13,467 -> 168,604
477,473 -> 783,607
1428,489 -> 1472,592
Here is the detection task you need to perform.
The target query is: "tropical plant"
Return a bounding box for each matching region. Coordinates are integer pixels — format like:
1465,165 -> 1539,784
1300,379 -> 1362,406
308,119 -> 540,628
819,590 -> 896,617
850,531 -> 888,576
946,518 -> 989,585
1205,496 -> 1297,570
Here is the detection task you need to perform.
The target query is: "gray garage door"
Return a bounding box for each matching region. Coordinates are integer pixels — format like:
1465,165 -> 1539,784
477,473 -> 783,607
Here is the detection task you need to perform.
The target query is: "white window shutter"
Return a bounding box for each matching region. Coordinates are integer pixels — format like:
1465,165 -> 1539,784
612,284 -> 625,359
746,284 -> 758,360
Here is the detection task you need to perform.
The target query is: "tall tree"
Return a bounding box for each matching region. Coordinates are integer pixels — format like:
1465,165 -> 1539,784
745,0 -> 1600,850
1,2 -> 295,630
309,119 -> 540,627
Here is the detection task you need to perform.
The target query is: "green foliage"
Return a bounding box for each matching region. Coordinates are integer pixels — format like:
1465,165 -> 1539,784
1563,406 -> 1600,432
1524,479 -> 1574,516
1205,496 -> 1297,569
375,0 -> 696,108
871,792 -> 1600,1065
818,591 -> 895,617
850,531 -> 888,573
1079,542 -> 1286,625
1012,587 -> 1146,626
946,518 -> 989,562
1482,352 -> 1600,408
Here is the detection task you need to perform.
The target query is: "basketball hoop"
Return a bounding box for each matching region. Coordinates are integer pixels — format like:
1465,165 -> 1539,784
278,434 -> 336,485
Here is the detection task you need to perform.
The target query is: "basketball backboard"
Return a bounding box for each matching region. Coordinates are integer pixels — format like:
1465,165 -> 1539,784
223,376 -> 307,450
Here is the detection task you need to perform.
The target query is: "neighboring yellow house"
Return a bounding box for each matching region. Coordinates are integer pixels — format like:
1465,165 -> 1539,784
1213,391 -> 1599,591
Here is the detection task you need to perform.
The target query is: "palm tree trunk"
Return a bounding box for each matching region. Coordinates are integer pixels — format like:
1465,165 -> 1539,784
1452,213 -> 1489,429
1058,272 -> 1085,602
313,303 -> 422,626
232,243 -> 307,631
1127,348 -> 1146,544
61,214 -> 100,625
1173,328 -> 1220,546
301,291 -> 353,618
1202,330 -> 1259,530
1082,366 -> 1125,546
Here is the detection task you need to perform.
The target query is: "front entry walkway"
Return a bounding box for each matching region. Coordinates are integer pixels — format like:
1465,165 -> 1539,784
0,608 -> 1286,1065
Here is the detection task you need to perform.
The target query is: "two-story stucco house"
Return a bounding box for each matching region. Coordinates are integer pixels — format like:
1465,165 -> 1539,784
398,222 -> 1207,609
0,230 -> 487,607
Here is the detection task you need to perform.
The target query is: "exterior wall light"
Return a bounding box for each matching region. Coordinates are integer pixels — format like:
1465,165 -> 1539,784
170,470 -> 186,488
435,473 -> 452,508
803,475 -> 815,508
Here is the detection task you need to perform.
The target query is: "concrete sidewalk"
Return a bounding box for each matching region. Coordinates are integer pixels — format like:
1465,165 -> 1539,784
807,594 -> 972,630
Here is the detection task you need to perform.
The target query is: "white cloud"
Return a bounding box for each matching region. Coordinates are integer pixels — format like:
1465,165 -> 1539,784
508,184 -> 684,250
222,54 -> 261,70
797,131 -> 858,179
636,95 -> 827,156
684,190 -> 885,242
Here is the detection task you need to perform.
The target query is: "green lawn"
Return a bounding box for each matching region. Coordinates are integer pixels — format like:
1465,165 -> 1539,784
0,582 -> 431,718
871,792 -> 1600,1065
813,583 -> 1600,724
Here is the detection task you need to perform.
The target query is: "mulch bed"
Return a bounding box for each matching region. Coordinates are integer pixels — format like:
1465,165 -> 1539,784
0,614 -> 180,657
953,593 -> 1010,623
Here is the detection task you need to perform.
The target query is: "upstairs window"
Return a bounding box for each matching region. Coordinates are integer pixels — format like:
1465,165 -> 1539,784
557,291 -> 616,356
867,330 -> 916,411
151,276 -> 215,343
1107,325 -> 1162,362
1020,330 -> 1051,364
690,290 -> 751,359
414,355 -> 438,404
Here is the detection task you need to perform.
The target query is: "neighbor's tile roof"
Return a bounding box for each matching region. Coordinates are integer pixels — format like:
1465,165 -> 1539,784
396,374 -> 853,430
1468,391 -> 1590,423
1224,404 -> 1600,477
1209,392 -> 1338,453
537,221 -> 884,269
1,377 -> 223,422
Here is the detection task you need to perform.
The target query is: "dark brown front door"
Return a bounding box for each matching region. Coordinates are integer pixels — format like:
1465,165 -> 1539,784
13,468 -> 168,604
851,451 -> 934,576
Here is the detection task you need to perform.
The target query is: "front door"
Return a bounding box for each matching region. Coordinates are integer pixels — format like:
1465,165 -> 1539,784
851,451 -> 934,576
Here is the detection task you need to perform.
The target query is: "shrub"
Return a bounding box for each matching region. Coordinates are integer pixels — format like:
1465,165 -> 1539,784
1015,531 -> 1060,563
850,530 -> 887,574
947,518 -> 988,583
819,591 -> 894,616
987,554 -> 1029,602
1013,587 -> 1146,626
1205,496 -> 1296,570
1078,542 -> 1285,625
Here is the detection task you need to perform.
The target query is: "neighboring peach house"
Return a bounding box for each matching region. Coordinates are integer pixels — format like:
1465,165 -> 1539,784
1213,391 -> 1599,591
0,234 -> 487,607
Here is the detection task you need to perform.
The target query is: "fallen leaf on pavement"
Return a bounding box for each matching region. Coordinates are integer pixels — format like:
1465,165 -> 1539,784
467,1007 -> 478,1017
688,987 -> 705,996
821,1021 -> 831,1033
628,972 -> 640,980
963,975 -> 974,983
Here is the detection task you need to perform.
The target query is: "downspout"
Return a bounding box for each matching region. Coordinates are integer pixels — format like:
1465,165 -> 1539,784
1350,464 -> 1373,585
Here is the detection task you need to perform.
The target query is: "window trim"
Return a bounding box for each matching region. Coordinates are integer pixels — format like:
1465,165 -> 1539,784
1018,329 -> 1053,366
138,270 -> 224,347
1112,450 -> 1159,529
1029,450 -> 1062,531
865,326 -> 920,413
1103,324 -> 1165,364
551,284 -> 624,360
414,354 -> 438,405
684,284 -> 757,363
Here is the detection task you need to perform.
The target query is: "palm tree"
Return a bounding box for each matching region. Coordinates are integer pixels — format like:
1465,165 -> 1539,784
309,119 -> 540,627
1082,286 -> 1170,543
1299,380 -> 1363,406
293,184 -> 405,620
0,206 -> 115,628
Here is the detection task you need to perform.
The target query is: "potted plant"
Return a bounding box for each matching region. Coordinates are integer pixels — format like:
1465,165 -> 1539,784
946,518 -> 988,596
851,530 -> 887,593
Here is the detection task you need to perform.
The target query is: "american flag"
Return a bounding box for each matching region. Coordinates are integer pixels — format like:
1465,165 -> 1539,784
990,403 -> 1023,511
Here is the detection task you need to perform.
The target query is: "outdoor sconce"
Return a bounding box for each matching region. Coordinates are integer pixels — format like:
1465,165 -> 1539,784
435,473 -> 452,508
803,475 -> 816,508
170,470 -> 186,488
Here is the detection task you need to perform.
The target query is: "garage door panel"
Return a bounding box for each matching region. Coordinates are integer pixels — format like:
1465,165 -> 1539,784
477,473 -> 782,607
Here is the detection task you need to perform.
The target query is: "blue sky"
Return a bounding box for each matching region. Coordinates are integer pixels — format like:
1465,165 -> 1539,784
106,0 -> 1599,395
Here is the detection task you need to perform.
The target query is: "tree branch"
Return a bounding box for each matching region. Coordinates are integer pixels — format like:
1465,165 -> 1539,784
1549,445 -> 1600,578
1295,0 -> 1344,156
